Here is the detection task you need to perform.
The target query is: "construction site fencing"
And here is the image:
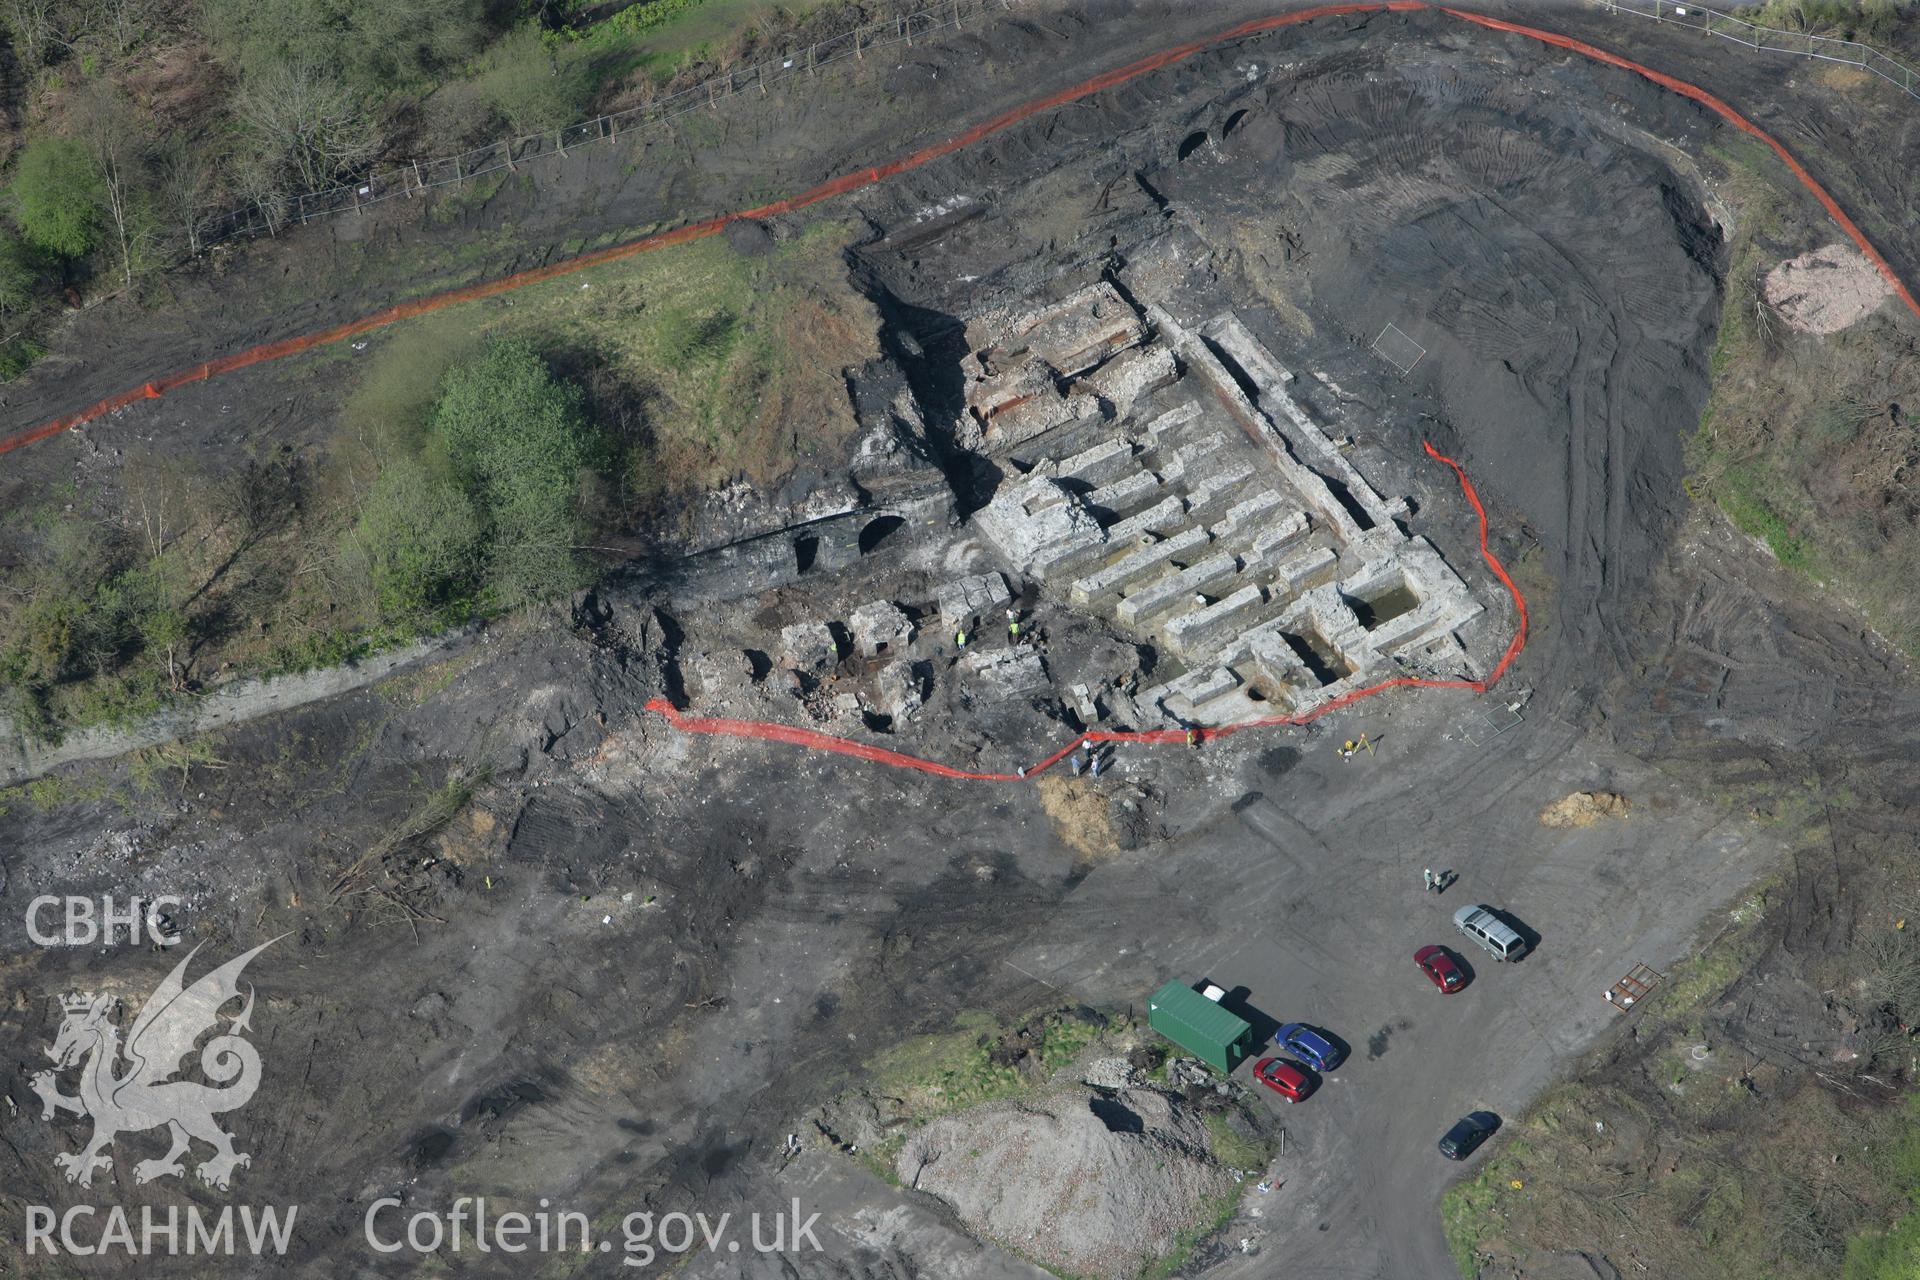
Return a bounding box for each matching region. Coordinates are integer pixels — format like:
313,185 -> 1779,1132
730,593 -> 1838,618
643,443 -> 1532,783
1600,0 -> 1920,100
163,1 -> 1920,257
11,1 -> 1920,460
196,0 -> 1014,247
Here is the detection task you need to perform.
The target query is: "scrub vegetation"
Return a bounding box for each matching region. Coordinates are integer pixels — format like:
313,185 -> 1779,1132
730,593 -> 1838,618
0,337 -> 607,737
864,1008 -> 1110,1130
343,337 -> 608,624
0,1 -> 885,738
1734,0 -> 1920,45
0,0 -> 920,380
1684,137 -> 1920,656
0,219 -> 873,742
1441,110 -> 1920,1279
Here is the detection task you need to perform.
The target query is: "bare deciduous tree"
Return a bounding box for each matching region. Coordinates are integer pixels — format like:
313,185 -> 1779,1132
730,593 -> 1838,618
72,80 -> 155,293
95,0 -> 163,56
156,140 -> 216,257
228,146 -> 292,235
2,0 -> 68,72
233,60 -> 380,191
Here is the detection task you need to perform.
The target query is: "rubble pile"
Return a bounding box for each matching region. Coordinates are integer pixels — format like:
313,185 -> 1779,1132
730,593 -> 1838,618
963,254 -> 1486,727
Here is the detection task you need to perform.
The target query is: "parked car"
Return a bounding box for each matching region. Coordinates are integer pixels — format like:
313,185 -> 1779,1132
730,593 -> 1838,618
1253,1057 -> 1314,1103
1438,1111 -> 1501,1160
1274,1022 -> 1345,1071
1414,945 -> 1467,993
1453,904 -> 1528,962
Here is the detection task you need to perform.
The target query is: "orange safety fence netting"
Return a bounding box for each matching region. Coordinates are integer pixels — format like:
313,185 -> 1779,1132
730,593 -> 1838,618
1437,6 -> 1920,321
644,441 -> 1529,782
5,1 -> 1916,459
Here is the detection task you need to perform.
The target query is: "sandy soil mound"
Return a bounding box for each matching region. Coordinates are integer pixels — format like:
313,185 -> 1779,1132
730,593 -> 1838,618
1763,242 -> 1891,334
1036,774 -> 1120,864
897,1086 -> 1230,1278
1540,791 -> 1632,828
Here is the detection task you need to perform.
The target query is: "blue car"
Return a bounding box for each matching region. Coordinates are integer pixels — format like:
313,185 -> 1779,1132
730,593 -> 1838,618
1274,1023 -> 1344,1072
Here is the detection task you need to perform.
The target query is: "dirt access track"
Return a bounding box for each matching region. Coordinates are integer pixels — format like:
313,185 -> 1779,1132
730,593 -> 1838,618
4,3 -> 1920,1279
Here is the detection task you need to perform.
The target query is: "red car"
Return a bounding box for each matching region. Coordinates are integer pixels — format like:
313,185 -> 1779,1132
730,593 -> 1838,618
1254,1057 -> 1314,1102
1415,944 -> 1467,993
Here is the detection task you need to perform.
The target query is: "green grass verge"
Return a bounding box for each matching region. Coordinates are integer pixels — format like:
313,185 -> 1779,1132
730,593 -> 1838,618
562,0 -> 840,85
363,216 -> 874,504
1442,1151 -> 1514,1277
1437,879 -> 1776,1277
1711,461 -> 1816,573
851,1008 -> 1108,1185
0,772 -> 120,817
0,734 -> 232,818
1438,867 -> 1920,1278
1203,1111 -> 1268,1172
849,1010 -> 1271,1280
1846,1200 -> 1920,1280
865,1008 -> 1108,1114
1651,891 -> 1773,1017
1685,134 -> 1920,657
1846,1097 -> 1920,1279
2,216 -> 871,745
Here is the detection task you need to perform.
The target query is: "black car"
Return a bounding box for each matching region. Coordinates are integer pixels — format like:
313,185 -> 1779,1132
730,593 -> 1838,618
1438,1110 -> 1501,1161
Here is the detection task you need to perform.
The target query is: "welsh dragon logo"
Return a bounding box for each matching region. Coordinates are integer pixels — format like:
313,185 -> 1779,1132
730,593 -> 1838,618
31,938 -> 278,1192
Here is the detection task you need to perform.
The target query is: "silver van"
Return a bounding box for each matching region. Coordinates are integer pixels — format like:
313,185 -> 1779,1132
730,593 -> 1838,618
1453,904 -> 1527,962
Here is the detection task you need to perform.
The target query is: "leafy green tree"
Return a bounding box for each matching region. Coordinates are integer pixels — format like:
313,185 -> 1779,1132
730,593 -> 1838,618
70,81 -> 160,291
201,0 -> 491,190
10,135 -> 104,259
2,587 -> 85,687
431,339 -> 604,605
344,0 -> 494,90
197,0 -> 493,97
112,555 -> 194,689
344,455 -> 483,623
0,519 -> 184,720
138,600 -> 189,687
473,25 -> 590,135
0,232 -> 41,313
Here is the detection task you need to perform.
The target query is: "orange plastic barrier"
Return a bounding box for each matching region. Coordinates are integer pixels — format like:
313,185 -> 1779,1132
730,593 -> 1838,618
1437,6 -> 1920,321
645,441 -> 1528,782
6,1 -> 1914,458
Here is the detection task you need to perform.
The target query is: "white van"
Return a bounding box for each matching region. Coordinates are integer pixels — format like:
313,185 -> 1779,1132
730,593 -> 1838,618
1453,904 -> 1527,962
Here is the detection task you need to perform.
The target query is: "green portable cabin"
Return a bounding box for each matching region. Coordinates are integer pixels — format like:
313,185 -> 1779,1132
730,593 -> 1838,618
1147,980 -> 1256,1074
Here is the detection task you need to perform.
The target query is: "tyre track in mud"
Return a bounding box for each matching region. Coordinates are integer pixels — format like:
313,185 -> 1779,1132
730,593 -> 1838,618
1518,200 -> 1634,660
